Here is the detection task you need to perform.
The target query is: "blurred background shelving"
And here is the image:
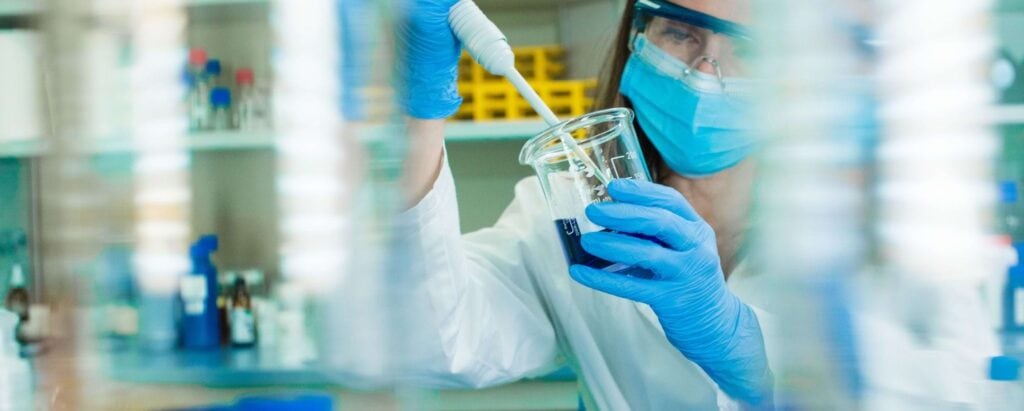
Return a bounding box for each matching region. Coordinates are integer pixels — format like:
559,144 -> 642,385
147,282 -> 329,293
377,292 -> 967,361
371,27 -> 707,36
1,0 -> 1020,409
0,120 -> 548,158
1,0 -> 604,408
0,0 -> 35,17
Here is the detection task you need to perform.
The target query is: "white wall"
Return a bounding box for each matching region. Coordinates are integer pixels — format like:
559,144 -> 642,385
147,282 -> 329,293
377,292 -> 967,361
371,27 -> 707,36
559,0 -> 622,79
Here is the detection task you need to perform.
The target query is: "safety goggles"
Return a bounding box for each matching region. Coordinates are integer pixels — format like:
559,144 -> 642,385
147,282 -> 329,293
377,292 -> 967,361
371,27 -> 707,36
630,0 -> 754,88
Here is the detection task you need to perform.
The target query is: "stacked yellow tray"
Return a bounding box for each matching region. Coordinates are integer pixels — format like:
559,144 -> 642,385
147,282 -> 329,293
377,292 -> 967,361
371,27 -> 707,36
455,45 -> 596,121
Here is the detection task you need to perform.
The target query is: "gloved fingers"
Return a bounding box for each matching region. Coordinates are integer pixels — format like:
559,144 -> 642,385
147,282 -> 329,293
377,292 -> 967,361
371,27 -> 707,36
585,202 -> 704,250
569,264 -> 660,303
607,179 -> 701,221
580,231 -> 679,275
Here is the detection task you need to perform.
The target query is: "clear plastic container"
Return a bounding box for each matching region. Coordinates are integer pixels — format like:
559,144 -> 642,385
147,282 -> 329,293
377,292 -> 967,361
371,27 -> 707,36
234,68 -> 271,130
187,48 -> 211,132
519,108 -> 653,277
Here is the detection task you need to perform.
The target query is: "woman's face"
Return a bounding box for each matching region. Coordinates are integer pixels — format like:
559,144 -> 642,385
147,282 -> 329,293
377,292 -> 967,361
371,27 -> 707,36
655,0 -> 756,276
651,0 -> 753,77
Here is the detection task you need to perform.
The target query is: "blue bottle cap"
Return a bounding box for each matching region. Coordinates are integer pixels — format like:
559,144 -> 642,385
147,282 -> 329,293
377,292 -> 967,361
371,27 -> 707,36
990,356 -> 1021,381
182,68 -> 196,88
189,235 -> 219,259
1000,180 -> 1019,204
210,88 -> 231,108
198,234 -> 219,252
205,59 -> 222,76
189,243 -> 203,259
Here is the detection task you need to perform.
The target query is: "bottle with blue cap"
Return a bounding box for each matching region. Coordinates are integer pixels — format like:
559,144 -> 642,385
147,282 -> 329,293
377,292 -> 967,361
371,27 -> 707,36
985,356 -> 1024,410
181,235 -> 222,349
1005,243 -> 1024,334
997,176 -> 1024,338
210,87 -> 233,131
1001,180 -> 1022,240
187,48 -> 211,131
205,58 -> 222,87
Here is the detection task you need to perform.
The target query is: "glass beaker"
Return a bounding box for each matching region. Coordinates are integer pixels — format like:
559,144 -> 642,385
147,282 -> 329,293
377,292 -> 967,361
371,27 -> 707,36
519,108 -> 654,278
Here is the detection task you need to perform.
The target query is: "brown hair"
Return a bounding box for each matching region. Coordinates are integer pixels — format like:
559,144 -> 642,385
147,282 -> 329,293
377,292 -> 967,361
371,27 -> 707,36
593,0 -> 664,182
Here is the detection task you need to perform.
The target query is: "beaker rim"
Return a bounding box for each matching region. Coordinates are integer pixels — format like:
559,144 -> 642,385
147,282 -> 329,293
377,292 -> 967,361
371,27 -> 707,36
518,108 -> 635,166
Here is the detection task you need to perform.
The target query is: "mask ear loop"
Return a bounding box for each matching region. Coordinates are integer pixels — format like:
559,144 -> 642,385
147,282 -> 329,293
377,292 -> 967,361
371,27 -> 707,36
684,55 -> 727,91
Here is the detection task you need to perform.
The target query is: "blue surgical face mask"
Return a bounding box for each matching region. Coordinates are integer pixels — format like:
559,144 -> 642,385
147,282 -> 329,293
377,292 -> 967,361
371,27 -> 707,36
620,35 -> 758,178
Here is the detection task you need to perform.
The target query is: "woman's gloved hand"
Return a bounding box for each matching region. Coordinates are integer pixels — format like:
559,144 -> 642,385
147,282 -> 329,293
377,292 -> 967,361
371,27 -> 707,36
398,0 -> 463,119
569,179 -> 773,406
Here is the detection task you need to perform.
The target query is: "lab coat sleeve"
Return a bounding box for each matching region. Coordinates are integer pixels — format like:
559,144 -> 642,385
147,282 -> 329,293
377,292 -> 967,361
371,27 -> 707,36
393,151 -> 560,388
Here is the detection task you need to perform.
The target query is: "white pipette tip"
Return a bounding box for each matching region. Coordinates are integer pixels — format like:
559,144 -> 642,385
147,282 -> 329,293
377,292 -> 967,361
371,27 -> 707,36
506,70 -> 560,126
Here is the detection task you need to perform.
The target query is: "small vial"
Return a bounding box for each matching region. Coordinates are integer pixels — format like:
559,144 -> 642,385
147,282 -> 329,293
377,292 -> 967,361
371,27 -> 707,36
230,276 -> 256,347
3,265 -> 29,344
187,48 -> 210,131
209,87 -> 232,131
234,68 -> 271,130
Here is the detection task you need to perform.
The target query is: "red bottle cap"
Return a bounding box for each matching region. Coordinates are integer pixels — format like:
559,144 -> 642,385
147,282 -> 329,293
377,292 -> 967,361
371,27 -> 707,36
235,68 -> 254,85
189,48 -> 208,66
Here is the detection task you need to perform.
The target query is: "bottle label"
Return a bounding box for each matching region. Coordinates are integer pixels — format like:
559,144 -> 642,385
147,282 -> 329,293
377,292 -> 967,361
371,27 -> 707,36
231,308 -> 255,344
180,275 -> 207,315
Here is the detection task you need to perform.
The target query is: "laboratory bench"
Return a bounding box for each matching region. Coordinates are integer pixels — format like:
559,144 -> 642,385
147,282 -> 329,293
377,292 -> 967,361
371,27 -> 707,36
30,342 -> 579,410
101,345 -> 576,388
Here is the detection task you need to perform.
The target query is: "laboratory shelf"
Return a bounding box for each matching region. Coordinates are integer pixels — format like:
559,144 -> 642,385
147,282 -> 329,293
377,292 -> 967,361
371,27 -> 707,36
104,348 -> 575,387
992,104 -> 1024,125
0,0 -> 262,17
0,122 -> 539,159
91,130 -> 277,155
0,0 -> 36,17
0,139 -> 44,158
106,348 -> 333,387
445,120 -> 547,142
187,0 -> 268,6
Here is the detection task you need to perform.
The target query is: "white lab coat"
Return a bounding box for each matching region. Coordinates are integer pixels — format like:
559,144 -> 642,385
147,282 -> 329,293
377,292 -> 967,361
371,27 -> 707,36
395,153 -> 1000,410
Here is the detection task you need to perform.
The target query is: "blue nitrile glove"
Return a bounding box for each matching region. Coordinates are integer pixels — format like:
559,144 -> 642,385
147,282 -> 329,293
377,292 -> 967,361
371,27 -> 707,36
568,179 -> 773,406
397,0 -> 463,119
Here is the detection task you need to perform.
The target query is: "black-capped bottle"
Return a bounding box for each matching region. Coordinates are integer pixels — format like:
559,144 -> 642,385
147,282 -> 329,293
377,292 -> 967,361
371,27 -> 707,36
3,265 -> 29,344
229,277 -> 256,347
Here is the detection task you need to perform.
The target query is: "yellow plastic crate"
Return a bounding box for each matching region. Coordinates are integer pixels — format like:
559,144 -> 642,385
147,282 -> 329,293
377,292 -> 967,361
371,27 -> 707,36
514,46 -> 568,82
453,79 -> 597,122
458,45 -> 568,84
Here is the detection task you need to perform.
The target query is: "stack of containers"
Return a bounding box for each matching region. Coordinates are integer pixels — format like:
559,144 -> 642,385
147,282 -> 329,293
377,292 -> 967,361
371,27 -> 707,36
186,48 -> 271,132
454,45 -> 596,121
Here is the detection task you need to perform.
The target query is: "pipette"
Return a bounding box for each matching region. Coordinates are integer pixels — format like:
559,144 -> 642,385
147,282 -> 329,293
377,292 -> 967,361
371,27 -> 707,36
449,0 -> 612,186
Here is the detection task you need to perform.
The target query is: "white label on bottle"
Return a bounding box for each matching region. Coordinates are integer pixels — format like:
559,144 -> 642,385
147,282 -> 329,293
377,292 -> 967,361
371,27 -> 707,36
1017,289 -> 1024,327
231,308 -> 255,344
180,275 -> 207,315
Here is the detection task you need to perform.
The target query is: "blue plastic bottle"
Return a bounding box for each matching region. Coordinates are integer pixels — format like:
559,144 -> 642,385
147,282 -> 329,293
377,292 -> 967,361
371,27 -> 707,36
181,235 -> 221,349
986,356 -> 1024,410
1005,243 -> 1024,333
209,87 -> 233,131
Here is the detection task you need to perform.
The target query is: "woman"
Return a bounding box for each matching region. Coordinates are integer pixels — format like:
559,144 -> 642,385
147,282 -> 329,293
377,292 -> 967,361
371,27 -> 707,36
396,0 -> 771,409
387,0 -> 1008,408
